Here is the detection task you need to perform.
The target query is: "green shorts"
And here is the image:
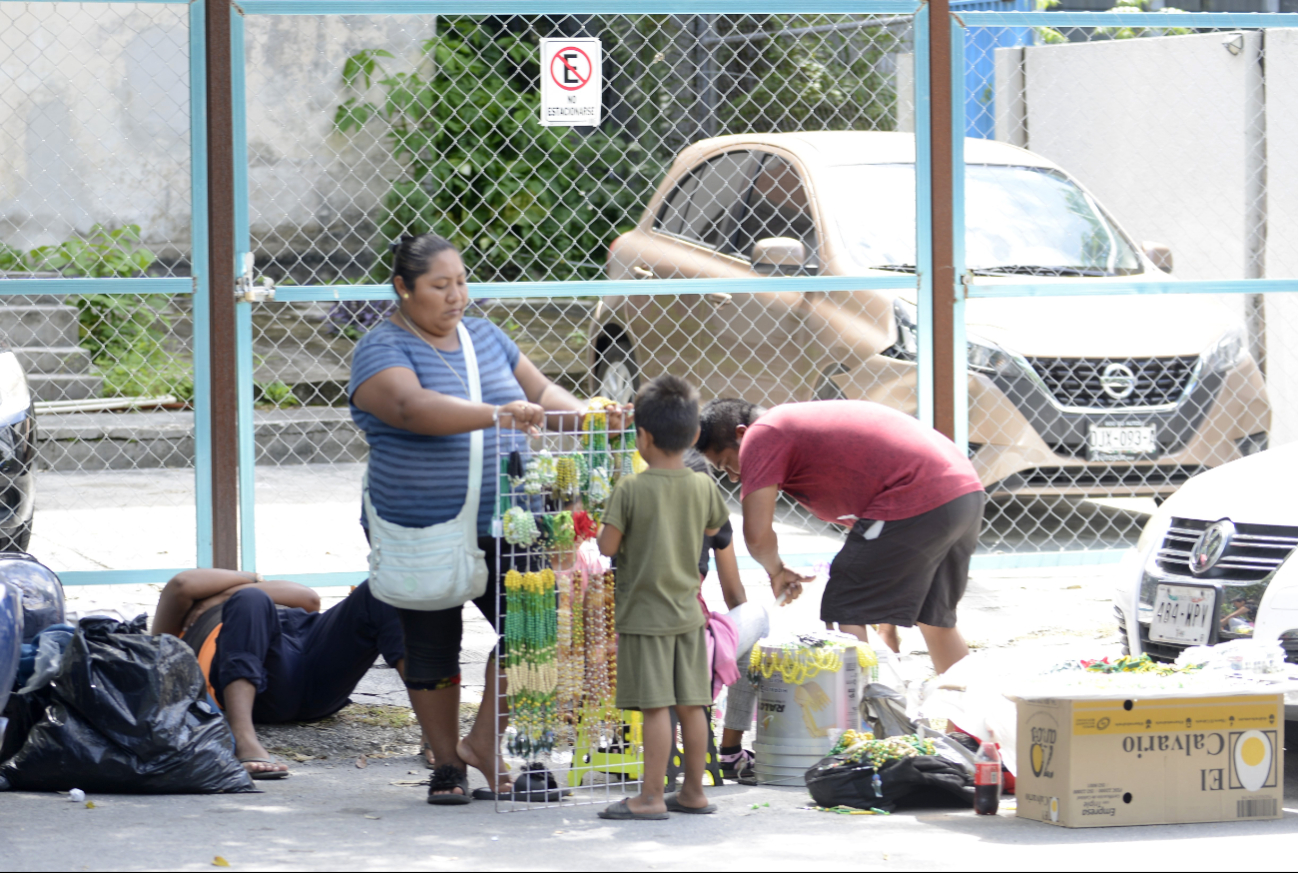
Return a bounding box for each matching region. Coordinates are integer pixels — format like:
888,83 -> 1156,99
615,627 -> 712,711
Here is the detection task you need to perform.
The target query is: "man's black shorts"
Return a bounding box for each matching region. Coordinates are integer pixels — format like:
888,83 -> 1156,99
820,490 -> 986,629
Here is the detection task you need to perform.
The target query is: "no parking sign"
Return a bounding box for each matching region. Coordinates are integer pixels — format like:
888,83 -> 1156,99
539,38 -> 601,127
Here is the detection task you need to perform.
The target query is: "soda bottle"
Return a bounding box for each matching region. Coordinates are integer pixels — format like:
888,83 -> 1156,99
973,736 -> 1001,815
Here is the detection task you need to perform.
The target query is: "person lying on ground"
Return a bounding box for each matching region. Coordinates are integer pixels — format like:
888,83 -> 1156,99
152,569 -> 405,779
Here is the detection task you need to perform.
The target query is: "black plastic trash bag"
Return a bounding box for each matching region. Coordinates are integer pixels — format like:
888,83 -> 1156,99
0,614 -> 254,793
805,754 -> 974,812
0,553 -> 65,643
0,581 -> 21,746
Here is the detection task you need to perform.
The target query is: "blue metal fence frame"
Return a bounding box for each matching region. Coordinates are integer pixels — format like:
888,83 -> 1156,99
31,3 -> 1298,585
0,0 -> 211,587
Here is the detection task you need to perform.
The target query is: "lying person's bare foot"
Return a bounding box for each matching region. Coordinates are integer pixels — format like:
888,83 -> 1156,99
457,738 -> 512,795
233,735 -> 289,779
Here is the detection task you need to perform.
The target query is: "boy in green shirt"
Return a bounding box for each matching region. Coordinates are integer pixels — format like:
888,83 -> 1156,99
596,375 -> 730,820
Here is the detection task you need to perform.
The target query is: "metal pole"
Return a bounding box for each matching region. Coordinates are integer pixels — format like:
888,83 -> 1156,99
206,0 -> 240,569
928,0 -> 956,441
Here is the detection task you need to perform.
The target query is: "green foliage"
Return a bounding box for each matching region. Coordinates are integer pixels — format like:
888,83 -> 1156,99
716,19 -> 899,134
336,19 -> 664,283
2,225 -> 192,400
1036,0 -> 1190,43
24,224 -> 156,278
255,380 -> 300,408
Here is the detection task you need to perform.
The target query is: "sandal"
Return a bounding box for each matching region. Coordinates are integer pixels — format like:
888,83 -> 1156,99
421,742 -> 437,771
238,757 -> 290,780
426,764 -> 471,805
597,798 -> 669,821
664,792 -> 717,815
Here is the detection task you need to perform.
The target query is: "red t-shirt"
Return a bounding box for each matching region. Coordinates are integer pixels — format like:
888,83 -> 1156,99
738,401 -> 984,523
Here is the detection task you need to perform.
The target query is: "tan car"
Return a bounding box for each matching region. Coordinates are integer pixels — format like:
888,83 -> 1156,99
592,131 -> 1270,497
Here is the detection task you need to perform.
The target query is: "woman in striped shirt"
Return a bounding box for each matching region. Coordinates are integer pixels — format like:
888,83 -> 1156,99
350,233 -> 591,805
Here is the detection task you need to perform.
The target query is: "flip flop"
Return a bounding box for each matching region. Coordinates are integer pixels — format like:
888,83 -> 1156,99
664,792 -> 717,814
426,765 -> 471,806
597,798 -> 669,821
238,757 -> 290,780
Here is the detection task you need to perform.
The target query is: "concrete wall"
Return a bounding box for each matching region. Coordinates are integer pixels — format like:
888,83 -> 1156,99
995,30 -> 1298,445
1259,28 -> 1298,446
0,7 -> 429,262
241,16 -> 429,259
0,3 -> 192,256
1015,31 -> 1266,283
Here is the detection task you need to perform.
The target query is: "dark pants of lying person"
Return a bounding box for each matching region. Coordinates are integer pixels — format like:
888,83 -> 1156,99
185,580 -> 404,723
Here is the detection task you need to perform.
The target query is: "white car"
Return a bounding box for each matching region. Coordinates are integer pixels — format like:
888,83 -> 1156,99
1115,442 -> 1298,712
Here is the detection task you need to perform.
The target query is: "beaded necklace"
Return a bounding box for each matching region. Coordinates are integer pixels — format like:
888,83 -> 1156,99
503,568 -> 558,757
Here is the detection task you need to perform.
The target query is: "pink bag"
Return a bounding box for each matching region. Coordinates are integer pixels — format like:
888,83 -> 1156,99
700,595 -> 740,700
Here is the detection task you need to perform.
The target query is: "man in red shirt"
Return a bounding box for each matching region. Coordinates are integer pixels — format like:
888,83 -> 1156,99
696,399 -> 985,674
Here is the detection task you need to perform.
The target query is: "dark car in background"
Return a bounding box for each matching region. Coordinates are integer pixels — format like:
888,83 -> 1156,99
0,347 -> 36,552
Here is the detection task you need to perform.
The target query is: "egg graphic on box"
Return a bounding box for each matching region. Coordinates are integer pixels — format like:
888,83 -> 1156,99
1233,729 -> 1273,792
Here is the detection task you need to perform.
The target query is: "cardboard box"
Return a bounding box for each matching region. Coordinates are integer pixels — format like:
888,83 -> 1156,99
1014,692 -> 1283,827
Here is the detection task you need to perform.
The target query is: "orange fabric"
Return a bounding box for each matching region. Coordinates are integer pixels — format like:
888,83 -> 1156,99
194,623 -> 224,710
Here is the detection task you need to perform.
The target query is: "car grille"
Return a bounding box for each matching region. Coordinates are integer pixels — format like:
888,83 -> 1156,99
1026,356 -> 1196,409
992,464 -> 1204,493
1155,517 -> 1298,583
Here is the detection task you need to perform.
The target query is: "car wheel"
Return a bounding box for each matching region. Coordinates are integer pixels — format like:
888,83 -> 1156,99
594,336 -> 639,405
0,521 -> 31,554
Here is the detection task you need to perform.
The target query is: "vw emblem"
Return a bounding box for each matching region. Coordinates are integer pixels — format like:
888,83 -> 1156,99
1190,519 -> 1235,575
1100,363 -> 1137,400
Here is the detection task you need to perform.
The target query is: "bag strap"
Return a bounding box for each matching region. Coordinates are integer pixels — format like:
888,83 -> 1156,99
458,320 -> 483,539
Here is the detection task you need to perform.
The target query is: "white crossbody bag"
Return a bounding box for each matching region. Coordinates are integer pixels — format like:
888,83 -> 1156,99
363,320 -> 489,611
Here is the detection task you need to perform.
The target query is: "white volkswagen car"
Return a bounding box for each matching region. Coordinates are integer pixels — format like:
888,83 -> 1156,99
1114,442 -> 1298,698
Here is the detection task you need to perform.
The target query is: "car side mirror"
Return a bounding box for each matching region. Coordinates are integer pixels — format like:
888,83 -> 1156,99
752,237 -> 808,273
1143,241 -> 1173,274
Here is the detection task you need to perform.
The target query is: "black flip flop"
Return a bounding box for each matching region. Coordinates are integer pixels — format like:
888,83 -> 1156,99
238,757 -> 290,780
426,765 -> 471,806
598,798 -> 669,821
664,792 -> 717,814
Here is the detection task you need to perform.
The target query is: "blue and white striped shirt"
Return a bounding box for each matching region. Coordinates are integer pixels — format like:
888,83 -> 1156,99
348,316 -> 528,536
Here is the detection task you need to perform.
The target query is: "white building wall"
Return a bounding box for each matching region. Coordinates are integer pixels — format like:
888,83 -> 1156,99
0,8 -> 429,261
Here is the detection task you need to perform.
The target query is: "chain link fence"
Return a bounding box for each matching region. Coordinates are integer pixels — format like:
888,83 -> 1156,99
241,12 -> 917,572
960,14 -> 1296,554
5,4 -> 1291,577
0,1 -> 198,572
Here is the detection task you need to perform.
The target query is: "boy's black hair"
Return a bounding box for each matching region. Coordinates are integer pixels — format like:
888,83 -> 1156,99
696,398 -> 765,453
634,374 -> 700,453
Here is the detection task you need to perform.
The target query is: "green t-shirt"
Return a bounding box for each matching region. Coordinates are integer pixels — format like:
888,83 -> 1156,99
602,468 -> 730,636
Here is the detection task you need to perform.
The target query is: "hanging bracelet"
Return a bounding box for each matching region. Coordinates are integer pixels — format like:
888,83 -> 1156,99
492,405 -> 501,425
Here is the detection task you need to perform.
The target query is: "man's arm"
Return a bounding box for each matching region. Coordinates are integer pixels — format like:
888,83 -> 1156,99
713,542 -> 746,611
740,485 -> 812,604
152,569 -> 321,637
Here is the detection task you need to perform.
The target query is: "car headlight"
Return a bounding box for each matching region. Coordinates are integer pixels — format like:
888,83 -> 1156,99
966,336 -> 1016,376
1199,327 -> 1246,374
0,353 -> 31,426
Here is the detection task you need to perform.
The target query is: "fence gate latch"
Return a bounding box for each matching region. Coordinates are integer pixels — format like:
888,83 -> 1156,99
235,252 -> 275,302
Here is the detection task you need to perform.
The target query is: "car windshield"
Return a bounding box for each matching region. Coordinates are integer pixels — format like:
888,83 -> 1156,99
827,163 -> 1143,276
